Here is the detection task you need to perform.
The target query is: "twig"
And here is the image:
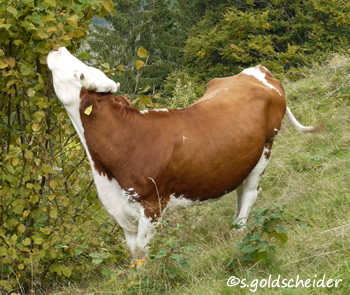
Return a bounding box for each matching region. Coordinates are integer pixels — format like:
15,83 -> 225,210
148,177 -> 162,218
286,249 -> 344,265
321,223 -> 350,234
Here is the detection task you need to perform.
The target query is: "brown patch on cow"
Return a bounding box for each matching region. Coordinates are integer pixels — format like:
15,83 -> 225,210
264,141 -> 273,159
78,70 -> 287,220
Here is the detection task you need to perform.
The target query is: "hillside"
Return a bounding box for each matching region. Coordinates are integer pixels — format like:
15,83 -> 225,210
49,55 -> 350,295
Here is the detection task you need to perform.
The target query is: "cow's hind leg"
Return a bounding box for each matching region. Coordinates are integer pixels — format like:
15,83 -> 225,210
235,142 -> 273,226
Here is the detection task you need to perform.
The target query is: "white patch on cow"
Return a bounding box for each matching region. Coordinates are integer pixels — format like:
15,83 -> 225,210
140,108 -> 169,115
164,195 -> 195,214
235,145 -> 271,226
242,66 -> 282,96
182,136 -> 188,143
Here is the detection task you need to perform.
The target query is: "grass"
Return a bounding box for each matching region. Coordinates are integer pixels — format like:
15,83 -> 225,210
47,54 -> 350,295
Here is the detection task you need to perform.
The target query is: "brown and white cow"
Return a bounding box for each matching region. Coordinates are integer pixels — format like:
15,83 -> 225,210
47,47 -> 319,260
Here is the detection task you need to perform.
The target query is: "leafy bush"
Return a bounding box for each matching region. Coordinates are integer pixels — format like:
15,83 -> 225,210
0,1 -> 121,293
148,221 -> 195,279
183,0 -> 350,81
228,203 -> 307,267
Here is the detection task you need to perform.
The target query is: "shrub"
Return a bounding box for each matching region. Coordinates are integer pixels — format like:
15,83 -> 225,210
0,1 -> 121,293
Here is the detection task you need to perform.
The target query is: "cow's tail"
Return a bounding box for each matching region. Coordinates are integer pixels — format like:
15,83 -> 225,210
285,106 -> 324,133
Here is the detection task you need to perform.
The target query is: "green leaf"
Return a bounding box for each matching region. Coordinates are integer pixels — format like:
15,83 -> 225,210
13,205 -> 24,215
62,266 -> 72,277
275,233 -> 288,244
241,244 -> 256,254
7,6 -> 18,17
23,0 -> 35,7
20,64 -> 32,76
0,24 -> 12,30
137,46 -> 148,58
35,42 -> 49,55
92,258 -> 103,264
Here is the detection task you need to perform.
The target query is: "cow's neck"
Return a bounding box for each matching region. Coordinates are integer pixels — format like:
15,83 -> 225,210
64,102 -> 140,233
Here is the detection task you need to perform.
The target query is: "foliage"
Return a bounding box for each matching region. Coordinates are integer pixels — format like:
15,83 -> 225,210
165,79 -> 198,109
182,0 -> 350,81
148,221 -> 195,279
0,1 -> 120,293
86,0 -> 189,94
228,203 -> 307,267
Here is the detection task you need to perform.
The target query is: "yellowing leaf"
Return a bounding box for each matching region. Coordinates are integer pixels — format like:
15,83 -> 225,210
136,60 -> 144,70
4,57 -> 15,67
137,46 -> 148,58
30,194 -> 39,204
49,179 -> 57,190
23,210 -> 30,218
67,14 -> 79,28
13,205 -> 24,215
84,105 -> 93,115
102,0 -> 115,12
0,59 -> 8,69
33,237 -> 43,245
18,264 -> 25,270
42,0 -> 56,8
61,196 -> 70,207
48,194 -> 55,201
17,224 -> 26,233
11,158 -> 19,166
50,209 -> 58,218
22,238 -> 31,246
116,64 -> 124,74
24,150 -> 33,160
27,88 -> 35,97
140,95 -> 152,105
41,15 -> 56,24
31,123 -> 41,132
47,27 -> 57,33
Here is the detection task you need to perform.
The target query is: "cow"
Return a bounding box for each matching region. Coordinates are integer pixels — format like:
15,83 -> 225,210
47,47 -> 320,261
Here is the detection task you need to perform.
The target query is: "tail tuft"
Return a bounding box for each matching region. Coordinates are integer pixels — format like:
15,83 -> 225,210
286,107 -> 324,133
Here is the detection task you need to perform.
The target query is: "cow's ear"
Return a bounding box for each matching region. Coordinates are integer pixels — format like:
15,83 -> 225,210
112,95 -> 131,106
80,88 -> 100,115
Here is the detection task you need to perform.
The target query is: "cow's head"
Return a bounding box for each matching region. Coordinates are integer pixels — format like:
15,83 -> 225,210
47,47 -> 120,107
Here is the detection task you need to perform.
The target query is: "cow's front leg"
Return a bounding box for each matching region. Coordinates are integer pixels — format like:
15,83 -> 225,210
78,66 -> 120,93
124,214 -> 154,263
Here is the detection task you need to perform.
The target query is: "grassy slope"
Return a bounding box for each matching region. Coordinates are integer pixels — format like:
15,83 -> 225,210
49,55 -> 350,295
